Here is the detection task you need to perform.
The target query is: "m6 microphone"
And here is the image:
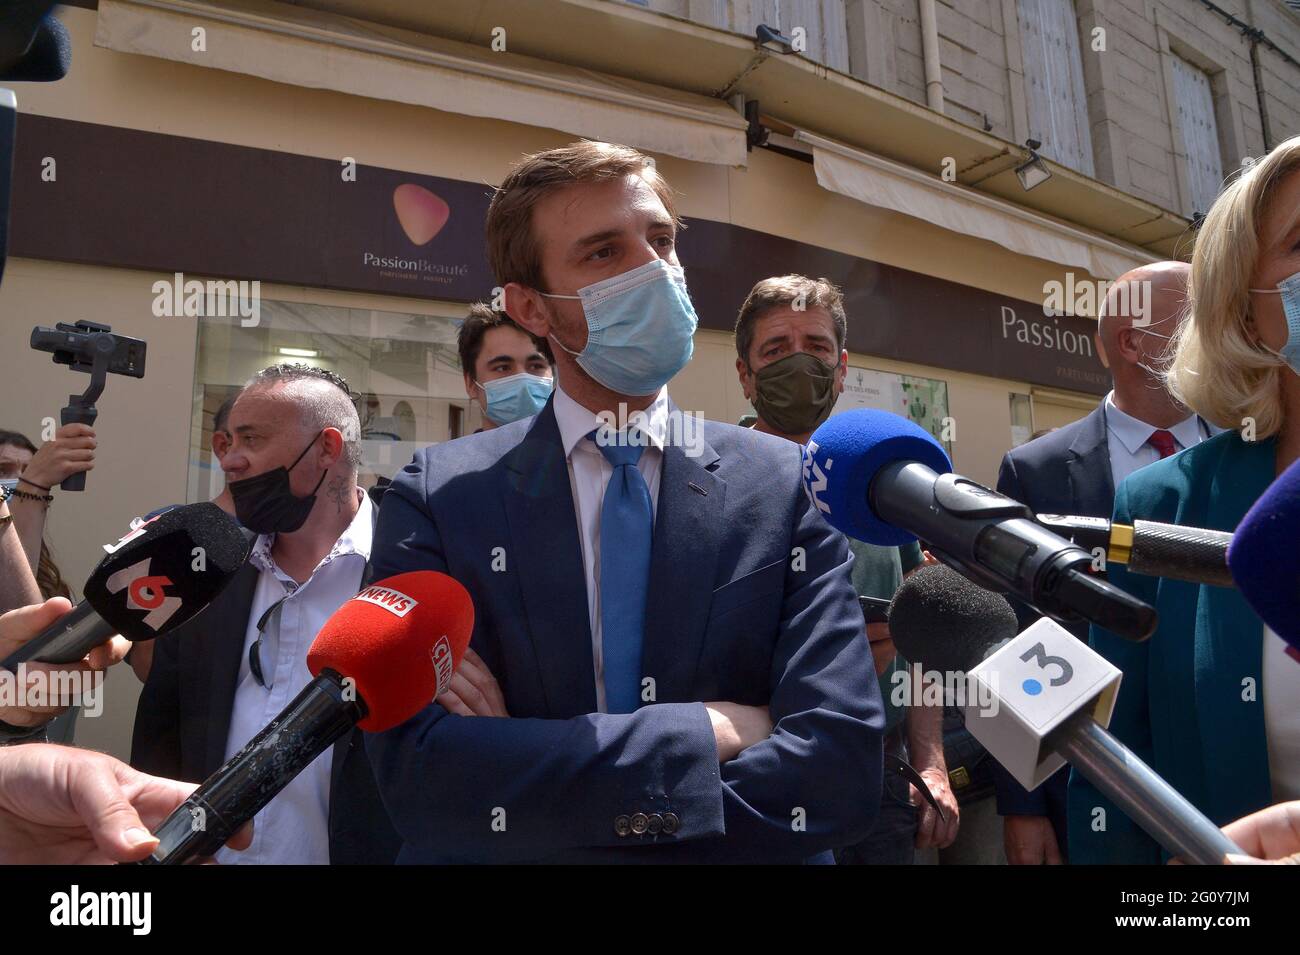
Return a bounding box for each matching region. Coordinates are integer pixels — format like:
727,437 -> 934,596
138,571 -> 475,865
0,503 -> 251,669
1229,455 -> 1300,655
1034,513 -> 1233,588
803,409 -> 1157,641
889,563 -> 1244,865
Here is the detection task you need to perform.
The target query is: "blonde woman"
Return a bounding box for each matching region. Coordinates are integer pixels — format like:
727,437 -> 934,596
1070,135 -> 1300,863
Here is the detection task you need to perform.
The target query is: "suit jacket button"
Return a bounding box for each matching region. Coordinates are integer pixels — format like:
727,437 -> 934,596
662,812 -> 680,834
630,812 -> 649,835
647,813 -> 664,834
614,815 -> 631,837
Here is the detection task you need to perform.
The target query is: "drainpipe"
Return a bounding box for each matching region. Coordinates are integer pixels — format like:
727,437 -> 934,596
919,0 -> 945,113
1246,28 -> 1273,151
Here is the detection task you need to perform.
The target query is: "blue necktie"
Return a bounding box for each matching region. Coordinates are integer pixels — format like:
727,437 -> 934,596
590,430 -> 653,713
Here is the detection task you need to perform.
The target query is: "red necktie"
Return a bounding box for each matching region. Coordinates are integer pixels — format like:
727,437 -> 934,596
1147,429 -> 1178,459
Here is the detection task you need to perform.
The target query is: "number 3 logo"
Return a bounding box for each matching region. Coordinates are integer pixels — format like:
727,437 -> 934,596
1020,642 -> 1073,687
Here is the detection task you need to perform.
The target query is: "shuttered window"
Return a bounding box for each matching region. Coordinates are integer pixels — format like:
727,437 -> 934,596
1170,54 -> 1224,218
1017,0 -> 1095,177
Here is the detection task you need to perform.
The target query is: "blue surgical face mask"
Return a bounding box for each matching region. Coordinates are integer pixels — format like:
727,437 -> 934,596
540,258 -> 698,397
1250,270 -> 1300,374
476,372 -> 554,425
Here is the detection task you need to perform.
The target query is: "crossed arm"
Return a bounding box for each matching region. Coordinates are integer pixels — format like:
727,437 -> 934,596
363,482 -> 882,862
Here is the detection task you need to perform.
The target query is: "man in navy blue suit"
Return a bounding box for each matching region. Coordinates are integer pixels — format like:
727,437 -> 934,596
361,141 -> 883,863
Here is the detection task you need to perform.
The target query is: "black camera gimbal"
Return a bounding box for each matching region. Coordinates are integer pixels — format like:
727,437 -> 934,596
29,320 -> 146,491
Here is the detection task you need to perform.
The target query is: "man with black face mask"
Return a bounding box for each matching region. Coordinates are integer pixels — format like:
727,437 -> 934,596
130,363 -> 398,865
735,274 -> 960,863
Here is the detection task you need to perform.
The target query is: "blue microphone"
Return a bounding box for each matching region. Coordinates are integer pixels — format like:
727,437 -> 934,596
803,409 -> 1157,641
1229,456 -> 1300,655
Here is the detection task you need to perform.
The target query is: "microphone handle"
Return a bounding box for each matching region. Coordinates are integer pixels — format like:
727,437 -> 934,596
871,462 -> 1152,636
1048,711 -> 1243,864
137,670 -> 364,864
0,600 -> 115,669
1127,520 -> 1234,589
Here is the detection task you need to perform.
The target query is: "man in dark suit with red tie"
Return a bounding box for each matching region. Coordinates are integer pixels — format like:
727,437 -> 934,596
992,261 -> 1216,864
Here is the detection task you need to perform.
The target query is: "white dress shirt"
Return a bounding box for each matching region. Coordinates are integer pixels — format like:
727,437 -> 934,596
552,383 -> 668,713
1263,625 -> 1300,801
214,490 -> 374,865
1103,392 -> 1211,489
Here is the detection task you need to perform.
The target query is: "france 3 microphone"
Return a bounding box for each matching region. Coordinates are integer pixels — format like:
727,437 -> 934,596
890,563 -> 1243,864
137,571 -> 474,864
802,409 -> 1157,640
1229,454 -> 1300,654
0,503 -> 251,670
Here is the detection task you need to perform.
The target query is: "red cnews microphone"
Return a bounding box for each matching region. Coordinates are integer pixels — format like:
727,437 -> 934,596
135,571 -> 474,864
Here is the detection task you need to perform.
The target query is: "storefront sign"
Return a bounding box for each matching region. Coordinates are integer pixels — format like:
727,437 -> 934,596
9,115 -> 1108,396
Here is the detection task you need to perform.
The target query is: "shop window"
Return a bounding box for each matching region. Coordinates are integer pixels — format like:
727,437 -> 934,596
187,299 -> 477,504
1009,392 -> 1033,447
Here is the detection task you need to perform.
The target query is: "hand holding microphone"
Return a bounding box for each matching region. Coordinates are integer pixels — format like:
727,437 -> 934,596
0,598 -> 128,730
0,502 -> 251,672
0,743 -> 251,865
138,571 -> 474,864
0,503 -> 250,734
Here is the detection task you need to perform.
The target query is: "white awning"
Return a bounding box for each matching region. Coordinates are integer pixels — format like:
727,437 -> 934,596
94,0 -> 749,167
795,130 -> 1153,279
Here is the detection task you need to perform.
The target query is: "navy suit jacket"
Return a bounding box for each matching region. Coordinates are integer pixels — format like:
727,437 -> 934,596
359,397 -> 884,863
991,404 -> 1113,823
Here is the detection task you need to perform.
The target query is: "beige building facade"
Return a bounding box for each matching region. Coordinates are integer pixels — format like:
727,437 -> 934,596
1,0 -> 1295,757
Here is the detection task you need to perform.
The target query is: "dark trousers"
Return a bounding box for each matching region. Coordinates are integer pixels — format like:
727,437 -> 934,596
835,728 -> 918,865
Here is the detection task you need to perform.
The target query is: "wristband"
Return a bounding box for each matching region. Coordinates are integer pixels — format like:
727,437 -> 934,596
10,488 -> 53,504
17,477 -> 51,493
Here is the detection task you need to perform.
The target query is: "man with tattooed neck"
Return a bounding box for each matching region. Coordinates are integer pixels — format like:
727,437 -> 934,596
131,363 -> 397,865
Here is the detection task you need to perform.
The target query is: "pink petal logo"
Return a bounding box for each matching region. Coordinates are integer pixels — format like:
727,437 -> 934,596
392,184 -> 450,246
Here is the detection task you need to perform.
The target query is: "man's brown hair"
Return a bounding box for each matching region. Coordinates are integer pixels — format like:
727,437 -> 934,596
485,141 -> 683,290
457,302 -> 553,376
734,275 -> 848,364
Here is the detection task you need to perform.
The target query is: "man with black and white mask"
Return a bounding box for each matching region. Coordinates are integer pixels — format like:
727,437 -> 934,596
131,363 -> 397,864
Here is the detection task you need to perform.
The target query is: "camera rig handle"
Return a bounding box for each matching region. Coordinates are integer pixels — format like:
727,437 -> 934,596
57,329 -> 114,492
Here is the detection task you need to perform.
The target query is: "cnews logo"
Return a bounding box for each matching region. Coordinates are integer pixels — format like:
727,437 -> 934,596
802,440 -> 831,515
354,586 -> 417,618
104,559 -> 181,632
430,636 -> 453,696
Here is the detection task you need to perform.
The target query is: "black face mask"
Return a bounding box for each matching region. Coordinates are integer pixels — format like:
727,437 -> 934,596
228,432 -> 327,535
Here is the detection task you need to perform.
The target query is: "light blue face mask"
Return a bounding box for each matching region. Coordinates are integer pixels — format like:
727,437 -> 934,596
540,258 -> 698,397
476,372 -> 554,425
1251,270 -> 1300,374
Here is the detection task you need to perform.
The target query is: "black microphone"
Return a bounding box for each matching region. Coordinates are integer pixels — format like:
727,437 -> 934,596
890,563 -> 1243,865
803,410 -> 1157,641
0,503 -> 251,669
1034,513 -> 1233,588
0,6 -> 71,82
